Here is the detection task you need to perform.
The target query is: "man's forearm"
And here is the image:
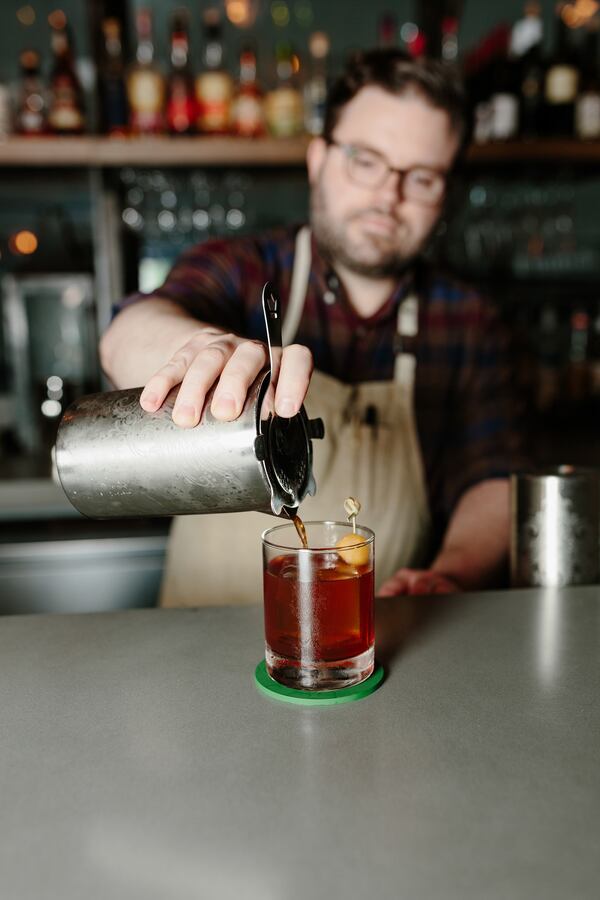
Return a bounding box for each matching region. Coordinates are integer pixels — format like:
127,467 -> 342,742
431,479 -> 510,591
99,298 -> 219,389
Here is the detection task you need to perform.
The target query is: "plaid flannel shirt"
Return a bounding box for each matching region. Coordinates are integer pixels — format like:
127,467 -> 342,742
117,225 -> 529,546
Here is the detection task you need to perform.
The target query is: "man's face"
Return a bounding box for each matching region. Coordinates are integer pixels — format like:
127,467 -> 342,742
307,86 -> 460,277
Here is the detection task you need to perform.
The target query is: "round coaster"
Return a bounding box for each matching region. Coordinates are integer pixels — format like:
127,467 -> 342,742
254,659 -> 384,706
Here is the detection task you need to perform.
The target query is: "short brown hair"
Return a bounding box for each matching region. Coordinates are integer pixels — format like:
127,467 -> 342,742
324,48 -> 469,152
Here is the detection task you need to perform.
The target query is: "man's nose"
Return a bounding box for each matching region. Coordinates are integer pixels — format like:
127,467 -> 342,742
376,170 -> 405,204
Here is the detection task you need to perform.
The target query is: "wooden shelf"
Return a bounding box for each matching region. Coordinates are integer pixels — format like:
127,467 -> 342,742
1,135 -> 600,168
0,135 -> 311,168
466,139 -> 600,164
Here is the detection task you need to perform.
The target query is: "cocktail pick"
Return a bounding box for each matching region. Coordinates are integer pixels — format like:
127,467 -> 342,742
344,497 -> 361,534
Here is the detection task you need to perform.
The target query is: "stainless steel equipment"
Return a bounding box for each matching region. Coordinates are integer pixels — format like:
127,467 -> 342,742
510,466 -> 600,587
55,283 -> 324,519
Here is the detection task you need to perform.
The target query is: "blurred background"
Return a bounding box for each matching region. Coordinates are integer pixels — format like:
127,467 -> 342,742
1,0 -> 599,612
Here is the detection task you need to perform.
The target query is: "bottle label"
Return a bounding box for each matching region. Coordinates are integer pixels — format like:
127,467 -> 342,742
232,93 -> 264,137
589,360 -> 600,395
545,65 -> 579,104
265,87 -> 303,138
49,76 -> 84,132
490,93 -> 518,140
127,70 -> 164,114
473,100 -> 493,144
575,93 -> 600,139
195,73 -> 233,132
19,107 -> 45,134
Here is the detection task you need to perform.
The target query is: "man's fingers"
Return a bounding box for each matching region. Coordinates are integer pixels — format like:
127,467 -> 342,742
275,344 -> 313,417
377,572 -> 410,597
139,334 -> 313,429
211,340 -> 268,420
172,342 -> 234,427
140,351 -> 196,412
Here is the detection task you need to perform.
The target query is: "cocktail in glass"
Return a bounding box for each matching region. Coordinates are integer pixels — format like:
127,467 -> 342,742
262,520 -> 375,691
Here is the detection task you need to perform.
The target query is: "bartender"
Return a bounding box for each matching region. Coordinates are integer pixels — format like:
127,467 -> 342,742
100,47 -> 528,605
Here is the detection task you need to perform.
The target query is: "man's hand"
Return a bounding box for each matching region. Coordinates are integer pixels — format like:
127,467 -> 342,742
100,298 -> 313,429
377,480 -> 510,598
377,568 -> 462,597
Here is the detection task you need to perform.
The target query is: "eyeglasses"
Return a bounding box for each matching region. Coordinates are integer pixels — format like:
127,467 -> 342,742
327,139 -> 448,207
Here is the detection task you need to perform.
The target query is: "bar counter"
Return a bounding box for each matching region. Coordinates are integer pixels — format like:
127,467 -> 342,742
0,587 -> 598,899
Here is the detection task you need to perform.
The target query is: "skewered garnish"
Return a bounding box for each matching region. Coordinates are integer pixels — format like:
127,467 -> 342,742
336,496 -> 369,566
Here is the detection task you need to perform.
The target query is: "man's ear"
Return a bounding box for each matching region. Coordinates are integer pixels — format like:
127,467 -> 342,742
306,137 -> 327,185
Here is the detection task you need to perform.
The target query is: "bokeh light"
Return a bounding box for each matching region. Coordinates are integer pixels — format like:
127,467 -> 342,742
10,230 -> 38,255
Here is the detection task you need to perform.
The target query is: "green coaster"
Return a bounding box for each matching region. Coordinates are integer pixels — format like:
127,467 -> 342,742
254,659 -> 384,706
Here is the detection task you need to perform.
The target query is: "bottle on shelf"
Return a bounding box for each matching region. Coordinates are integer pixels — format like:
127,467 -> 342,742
166,11 -> 196,135
575,23 -> 600,140
463,25 -> 512,145
264,42 -> 304,138
98,18 -> 128,136
566,308 -> 590,404
231,45 -> 265,138
512,2 -> 545,139
543,3 -> 580,137
0,82 -> 10,137
303,31 -> 329,136
489,47 -> 519,141
126,8 -> 165,136
587,304 -> 600,403
195,7 -> 234,135
15,49 -> 47,135
535,302 -> 562,413
441,16 -> 459,63
47,14 -> 86,135
377,13 -> 397,49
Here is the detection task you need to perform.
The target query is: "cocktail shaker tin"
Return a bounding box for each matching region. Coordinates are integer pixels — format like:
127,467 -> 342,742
510,466 -> 600,587
56,372 -> 323,518
55,283 -> 324,520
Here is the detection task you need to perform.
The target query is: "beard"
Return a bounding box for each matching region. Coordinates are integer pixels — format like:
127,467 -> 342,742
309,176 -> 435,278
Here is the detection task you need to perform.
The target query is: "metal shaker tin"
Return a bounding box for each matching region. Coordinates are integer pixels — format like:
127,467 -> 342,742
510,466 -> 600,587
55,369 -> 324,519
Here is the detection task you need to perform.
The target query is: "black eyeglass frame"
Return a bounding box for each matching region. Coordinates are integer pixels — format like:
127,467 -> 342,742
326,138 -> 450,207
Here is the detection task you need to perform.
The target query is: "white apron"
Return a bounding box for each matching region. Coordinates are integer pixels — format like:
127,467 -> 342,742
160,227 -> 432,606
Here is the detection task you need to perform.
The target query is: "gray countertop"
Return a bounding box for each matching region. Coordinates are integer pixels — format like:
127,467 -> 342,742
1,586 -> 599,900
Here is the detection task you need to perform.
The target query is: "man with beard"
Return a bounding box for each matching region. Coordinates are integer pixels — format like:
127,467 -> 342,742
101,48 -> 527,605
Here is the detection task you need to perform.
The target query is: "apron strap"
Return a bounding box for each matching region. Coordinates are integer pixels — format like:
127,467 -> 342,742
283,224 -> 419,392
394,292 -> 419,388
282,225 -> 312,346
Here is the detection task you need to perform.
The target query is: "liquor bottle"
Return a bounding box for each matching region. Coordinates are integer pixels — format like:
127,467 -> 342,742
47,19 -> 85,134
126,8 -> 165,135
0,83 -> 10,138
575,25 -> 600,140
536,303 -> 561,412
195,7 -> 234,135
441,16 -> 458,63
464,24 -> 512,145
489,50 -> 519,141
377,13 -> 397,48
587,305 -> 600,403
303,31 -> 329,136
98,18 -> 128,136
166,12 -> 196,135
566,308 -> 589,404
15,49 -> 47,135
264,42 -> 303,138
544,5 -> 580,137
231,46 -> 265,138
513,3 -> 545,139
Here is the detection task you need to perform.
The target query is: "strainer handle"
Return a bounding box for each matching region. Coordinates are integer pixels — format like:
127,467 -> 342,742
261,281 -> 283,385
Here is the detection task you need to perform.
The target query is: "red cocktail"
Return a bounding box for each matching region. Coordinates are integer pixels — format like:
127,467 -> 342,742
262,521 -> 375,690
